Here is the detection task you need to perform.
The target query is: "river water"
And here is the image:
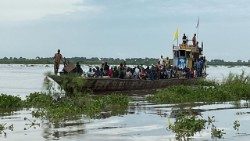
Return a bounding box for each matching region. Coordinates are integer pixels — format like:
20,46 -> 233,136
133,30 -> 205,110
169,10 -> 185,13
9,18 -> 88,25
0,64 -> 250,141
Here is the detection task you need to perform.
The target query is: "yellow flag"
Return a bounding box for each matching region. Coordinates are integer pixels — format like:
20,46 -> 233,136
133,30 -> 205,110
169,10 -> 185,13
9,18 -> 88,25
173,28 -> 179,41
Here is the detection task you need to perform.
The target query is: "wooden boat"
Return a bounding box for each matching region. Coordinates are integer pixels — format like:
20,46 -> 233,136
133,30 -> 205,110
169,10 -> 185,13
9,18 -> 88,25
48,75 -> 203,93
49,32 -> 206,94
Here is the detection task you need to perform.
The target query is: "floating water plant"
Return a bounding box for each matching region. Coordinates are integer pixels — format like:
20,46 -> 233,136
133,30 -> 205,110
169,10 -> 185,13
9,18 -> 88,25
0,94 -> 22,109
147,72 -> 250,104
25,92 -> 129,122
233,120 -> 240,132
0,123 -> 13,137
211,125 -> 225,139
0,124 -> 4,134
168,110 -> 227,140
168,115 -> 206,140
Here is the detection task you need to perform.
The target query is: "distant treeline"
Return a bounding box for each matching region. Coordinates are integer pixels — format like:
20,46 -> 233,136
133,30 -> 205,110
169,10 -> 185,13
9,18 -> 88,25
208,59 -> 250,66
0,57 -> 158,66
0,57 -> 250,66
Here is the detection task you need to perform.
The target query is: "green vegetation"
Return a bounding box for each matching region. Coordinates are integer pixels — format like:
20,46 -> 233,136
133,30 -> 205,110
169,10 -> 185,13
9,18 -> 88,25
0,94 -> 23,109
233,120 -> 240,132
0,80 -> 129,122
0,57 -> 158,66
25,92 -> 129,122
24,92 -> 53,108
1,57 -> 250,66
168,110 -> 226,140
168,115 -> 206,140
211,125 -> 225,139
147,72 -> 250,104
45,74 -> 90,96
59,74 -> 87,95
0,73 -> 130,122
0,123 -> 13,136
209,59 -> 250,66
0,124 -> 4,134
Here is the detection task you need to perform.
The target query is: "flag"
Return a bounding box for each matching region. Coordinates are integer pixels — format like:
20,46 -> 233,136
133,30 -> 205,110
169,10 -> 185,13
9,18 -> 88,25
196,17 -> 199,28
173,28 -> 179,41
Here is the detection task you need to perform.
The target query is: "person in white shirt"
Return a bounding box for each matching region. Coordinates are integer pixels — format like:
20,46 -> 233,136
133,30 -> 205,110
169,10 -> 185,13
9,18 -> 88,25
159,55 -> 164,66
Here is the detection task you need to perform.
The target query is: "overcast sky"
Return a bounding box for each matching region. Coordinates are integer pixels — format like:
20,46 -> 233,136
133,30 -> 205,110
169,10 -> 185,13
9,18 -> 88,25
0,0 -> 249,61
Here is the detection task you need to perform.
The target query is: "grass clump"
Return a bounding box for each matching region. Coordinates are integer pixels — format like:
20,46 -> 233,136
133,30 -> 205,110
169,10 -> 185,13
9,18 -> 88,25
26,92 -> 129,122
0,94 -> 22,109
48,74 -> 87,96
147,72 -> 250,104
25,92 -> 53,108
84,94 -> 130,118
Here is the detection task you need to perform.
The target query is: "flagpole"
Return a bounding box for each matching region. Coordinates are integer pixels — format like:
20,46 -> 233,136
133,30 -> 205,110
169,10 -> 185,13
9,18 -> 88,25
177,36 -> 178,46
197,26 -> 199,40
176,28 -> 179,46
196,17 -> 199,40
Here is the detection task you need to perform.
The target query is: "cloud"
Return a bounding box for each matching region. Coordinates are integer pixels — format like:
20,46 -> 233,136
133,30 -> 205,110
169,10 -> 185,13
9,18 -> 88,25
0,0 -> 102,22
157,0 -> 250,18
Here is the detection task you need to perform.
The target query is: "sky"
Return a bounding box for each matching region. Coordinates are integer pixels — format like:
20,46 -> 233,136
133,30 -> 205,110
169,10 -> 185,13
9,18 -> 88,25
0,0 -> 250,61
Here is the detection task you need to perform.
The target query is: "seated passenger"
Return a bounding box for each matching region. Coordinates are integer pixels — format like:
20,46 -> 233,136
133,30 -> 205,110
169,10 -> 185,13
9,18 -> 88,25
113,66 -> 119,78
165,57 -> 170,68
75,62 -> 83,76
133,66 -> 140,79
87,68 -> 95,77
103,62 -> 109,75
125,68 -> 132,79
107,67 -> 113,78
118,63 -> 125,79
139,69 -> 147,80
94,67 -> 101,77
159,55 -> 164,66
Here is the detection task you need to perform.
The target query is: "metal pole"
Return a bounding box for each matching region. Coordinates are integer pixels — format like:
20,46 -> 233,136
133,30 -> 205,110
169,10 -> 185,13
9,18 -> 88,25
177,37 -> 178,46
197,26 -> 199,40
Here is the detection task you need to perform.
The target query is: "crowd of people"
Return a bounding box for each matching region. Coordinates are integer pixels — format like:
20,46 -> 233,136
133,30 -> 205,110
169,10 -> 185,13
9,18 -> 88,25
53,49 -> 206,79
85,56 -> 206,80
86,61 -> 173,80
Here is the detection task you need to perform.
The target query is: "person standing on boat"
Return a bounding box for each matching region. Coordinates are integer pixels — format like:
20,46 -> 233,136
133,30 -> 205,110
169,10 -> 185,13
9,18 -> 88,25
159,55 -> 164,66
182,34 -> 187,45
53,49 -> 63,75
164,57 -> 170,68
192,34 -> 197,47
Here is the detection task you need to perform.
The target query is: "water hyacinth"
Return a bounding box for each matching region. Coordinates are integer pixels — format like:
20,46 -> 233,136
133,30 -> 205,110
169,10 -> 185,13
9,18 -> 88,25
147,72 -> 250,104
0,94 -> 22,109
25,92 -> 129,122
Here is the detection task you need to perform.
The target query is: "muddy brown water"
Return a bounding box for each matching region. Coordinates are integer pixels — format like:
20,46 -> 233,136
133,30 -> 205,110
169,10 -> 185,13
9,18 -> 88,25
1,64 -> 250,141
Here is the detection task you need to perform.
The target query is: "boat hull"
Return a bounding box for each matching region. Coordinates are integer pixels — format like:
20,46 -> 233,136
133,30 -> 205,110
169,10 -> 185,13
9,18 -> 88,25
48,75 -> 202,93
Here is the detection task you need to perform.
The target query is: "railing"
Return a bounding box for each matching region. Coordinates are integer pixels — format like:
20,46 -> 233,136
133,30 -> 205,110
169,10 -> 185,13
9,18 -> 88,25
173,44 -> 202,53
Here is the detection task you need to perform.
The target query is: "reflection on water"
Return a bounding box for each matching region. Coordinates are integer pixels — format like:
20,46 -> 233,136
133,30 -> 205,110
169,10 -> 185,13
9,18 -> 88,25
1,98 -> 250,141
1,65 -> 250,140
42,120 -> 87,140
